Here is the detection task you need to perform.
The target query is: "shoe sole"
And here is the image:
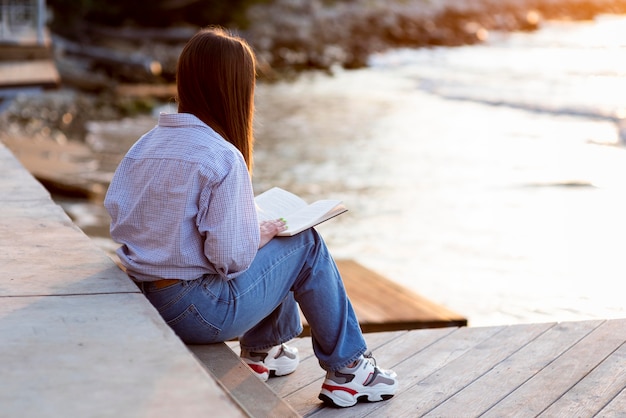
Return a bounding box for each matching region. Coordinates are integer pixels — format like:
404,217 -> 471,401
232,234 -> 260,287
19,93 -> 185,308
318,388 -> 396,408
246,363 -> 270,381
268,356 -> 299,377
243,354 -> 299,380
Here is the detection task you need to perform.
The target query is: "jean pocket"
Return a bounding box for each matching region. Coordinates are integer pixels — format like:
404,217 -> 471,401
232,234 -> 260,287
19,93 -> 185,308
145,280 -> 193,312
166,304 -> 221,344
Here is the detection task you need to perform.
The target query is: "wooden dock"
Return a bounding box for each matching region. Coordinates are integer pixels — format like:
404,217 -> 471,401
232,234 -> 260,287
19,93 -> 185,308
2,140 -> 625,417
0,27 -> 60,98
0,58 -> 59,90
228,319 -> 626,417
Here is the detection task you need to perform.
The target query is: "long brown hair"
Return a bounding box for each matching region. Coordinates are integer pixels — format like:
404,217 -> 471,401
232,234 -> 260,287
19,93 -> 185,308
176,27 -> 256,172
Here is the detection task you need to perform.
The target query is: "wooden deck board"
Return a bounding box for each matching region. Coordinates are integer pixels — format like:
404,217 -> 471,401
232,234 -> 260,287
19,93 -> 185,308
539,341 -> 626,417
285,326 -> 501,417
482,319 -> 626,417
0,60 -> 59,89
354,323 -> 553,417
222,319 -> 626,417
424,320 -> 604,417
596,387 -> 626,417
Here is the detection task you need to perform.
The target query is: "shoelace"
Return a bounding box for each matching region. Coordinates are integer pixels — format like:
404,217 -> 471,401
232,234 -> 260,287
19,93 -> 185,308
364,350 -> 398,378
363,351 -> 377,367
276,343 -> 288,358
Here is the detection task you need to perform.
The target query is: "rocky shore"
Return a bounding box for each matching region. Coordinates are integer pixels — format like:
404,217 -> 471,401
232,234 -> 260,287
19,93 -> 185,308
47,0 -> 626,83
244,0 -> 626,73
2,0 -> 626,202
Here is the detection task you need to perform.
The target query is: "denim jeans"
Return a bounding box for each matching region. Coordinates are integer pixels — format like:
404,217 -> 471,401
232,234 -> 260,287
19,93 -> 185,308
140,228 -> 367,371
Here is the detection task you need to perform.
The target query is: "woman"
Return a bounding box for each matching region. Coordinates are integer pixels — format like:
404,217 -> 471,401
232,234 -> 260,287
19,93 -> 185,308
104,27 -> 397,408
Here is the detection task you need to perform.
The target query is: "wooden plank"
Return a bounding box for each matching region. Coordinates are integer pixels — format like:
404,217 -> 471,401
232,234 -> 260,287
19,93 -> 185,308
189,343 -> 300,417
0,60 -> 60,89
596,387 -> 626,417
308,325 -> 507,418
539,341 -> 626,417
424,320 -> 603,417
364,323 -> 555,417
229,320 -> 626,418
300,259 -> 467,335
482,319 -> 626,417
0,44 -> 52,61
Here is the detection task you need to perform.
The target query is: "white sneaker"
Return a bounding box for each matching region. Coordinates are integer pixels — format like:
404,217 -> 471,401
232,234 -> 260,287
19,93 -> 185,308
240,343 -> 299,382
318,353 -> 398,408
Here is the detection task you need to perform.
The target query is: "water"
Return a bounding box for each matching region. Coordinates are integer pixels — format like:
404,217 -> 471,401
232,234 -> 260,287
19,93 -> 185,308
72,15 -> 626,327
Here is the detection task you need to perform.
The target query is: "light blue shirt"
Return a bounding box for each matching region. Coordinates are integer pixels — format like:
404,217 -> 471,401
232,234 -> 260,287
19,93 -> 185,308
104,113 -> 260,282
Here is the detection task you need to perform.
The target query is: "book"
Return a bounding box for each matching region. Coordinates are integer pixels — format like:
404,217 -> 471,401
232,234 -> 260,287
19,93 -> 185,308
255,187 -> 347,236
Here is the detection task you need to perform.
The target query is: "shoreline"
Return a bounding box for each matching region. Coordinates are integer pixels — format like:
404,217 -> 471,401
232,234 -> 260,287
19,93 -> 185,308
244,0 -> 626,74
2,1 -> 626,203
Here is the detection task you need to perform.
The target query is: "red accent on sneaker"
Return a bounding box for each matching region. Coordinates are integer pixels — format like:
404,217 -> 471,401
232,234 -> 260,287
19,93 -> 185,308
248,363 -> 269,375
321,383 -> 358,396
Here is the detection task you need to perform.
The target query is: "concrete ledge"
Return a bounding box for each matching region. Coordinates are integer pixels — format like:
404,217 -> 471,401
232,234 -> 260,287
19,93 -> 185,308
1,294 -> 241,417
0,142 -> 245,417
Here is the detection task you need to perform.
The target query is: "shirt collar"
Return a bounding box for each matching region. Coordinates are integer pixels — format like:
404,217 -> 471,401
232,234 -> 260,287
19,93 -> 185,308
158,112 -> 207,128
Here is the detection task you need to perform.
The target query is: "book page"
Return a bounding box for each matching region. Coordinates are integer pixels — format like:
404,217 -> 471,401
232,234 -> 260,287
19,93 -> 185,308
255,187 -> 307,221
255,187 -> 346,236
277,200 -> 346,236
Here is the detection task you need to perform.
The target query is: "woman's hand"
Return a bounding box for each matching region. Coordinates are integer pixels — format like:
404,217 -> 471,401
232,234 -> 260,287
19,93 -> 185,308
258,218 -> 288,248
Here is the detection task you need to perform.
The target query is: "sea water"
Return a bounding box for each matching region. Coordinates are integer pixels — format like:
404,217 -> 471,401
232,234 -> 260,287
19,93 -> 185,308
250,14 -> 626,326
80,15 -> 626,326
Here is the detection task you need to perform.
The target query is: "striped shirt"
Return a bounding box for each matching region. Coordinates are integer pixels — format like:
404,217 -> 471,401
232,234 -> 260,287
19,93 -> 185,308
104,113 -> 260,282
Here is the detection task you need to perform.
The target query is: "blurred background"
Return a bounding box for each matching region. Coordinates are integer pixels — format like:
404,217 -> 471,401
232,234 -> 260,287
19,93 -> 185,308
2,0 -> 626,326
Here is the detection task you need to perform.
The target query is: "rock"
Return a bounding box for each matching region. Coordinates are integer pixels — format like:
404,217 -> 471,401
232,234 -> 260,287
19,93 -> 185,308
243,0 -> 626,73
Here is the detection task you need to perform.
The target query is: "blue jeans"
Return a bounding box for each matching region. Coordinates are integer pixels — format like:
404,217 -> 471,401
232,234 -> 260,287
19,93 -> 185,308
140,229 -> 367,371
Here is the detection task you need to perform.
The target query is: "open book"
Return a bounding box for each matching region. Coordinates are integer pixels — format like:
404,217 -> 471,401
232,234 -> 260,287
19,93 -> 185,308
255,187 -> 347,236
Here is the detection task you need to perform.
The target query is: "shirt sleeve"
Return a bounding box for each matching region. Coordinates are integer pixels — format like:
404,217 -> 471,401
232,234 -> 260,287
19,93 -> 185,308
196,152 -> 260,280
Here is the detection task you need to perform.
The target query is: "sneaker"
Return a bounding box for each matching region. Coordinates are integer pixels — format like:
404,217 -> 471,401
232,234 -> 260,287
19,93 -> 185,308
318,353 -> 398,408
240,343 -> 299,382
